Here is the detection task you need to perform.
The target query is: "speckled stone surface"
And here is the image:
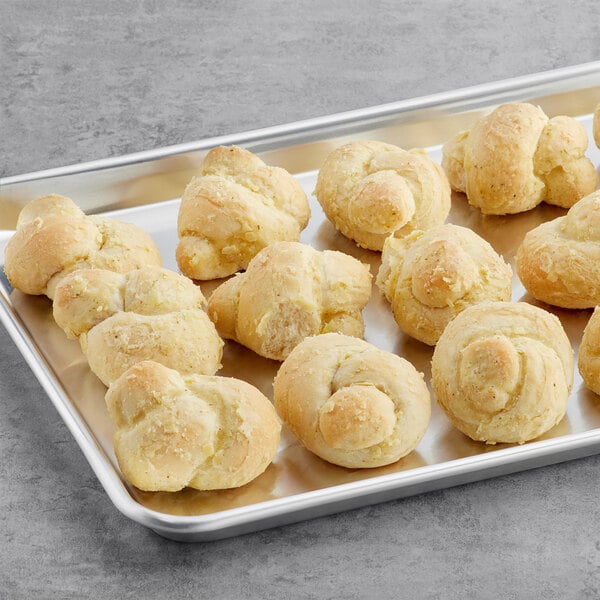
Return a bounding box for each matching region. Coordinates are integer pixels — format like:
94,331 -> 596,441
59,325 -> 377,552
2,1 -> 600,598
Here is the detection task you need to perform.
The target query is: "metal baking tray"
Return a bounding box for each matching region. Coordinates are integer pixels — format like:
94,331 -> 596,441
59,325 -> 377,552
1,62 -> 599,542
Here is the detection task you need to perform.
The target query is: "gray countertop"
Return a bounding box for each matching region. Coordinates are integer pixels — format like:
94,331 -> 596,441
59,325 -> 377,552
2,1 -> 600,598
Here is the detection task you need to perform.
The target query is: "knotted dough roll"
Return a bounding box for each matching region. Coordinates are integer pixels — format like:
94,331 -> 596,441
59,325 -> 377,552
176,145 -> 310,280
376,224 -> 512,345
579,307 -> 600,396
442,102 -> 598,214
207,241 -> 372,361
432,302 -> 573,444
515,190 -> 600,309
314,141 -> 451,251
273,333 -> 430,468
105,360 -> 281,492
53,266 -> 223,386
3,194 -> 162,299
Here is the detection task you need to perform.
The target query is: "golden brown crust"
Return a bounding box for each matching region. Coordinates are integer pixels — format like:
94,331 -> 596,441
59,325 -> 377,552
105,361 -> 281,492
516,190 -> 600,308
176,145 -> 310,280
314,141 -> 451,251
442,103 -> 598,214
579,307 -> 600,396
207,241 -> 372,361
431,302 -> 573,444
53,269 -> 126,339
273,333 -> 430,468
441,130 -> 468,194
3,195 -> 162,298
376,224 -> 513,345
53,266 -> 223,386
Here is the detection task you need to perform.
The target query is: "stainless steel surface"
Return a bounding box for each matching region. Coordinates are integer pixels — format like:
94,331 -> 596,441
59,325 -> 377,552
1,64 -> 599,542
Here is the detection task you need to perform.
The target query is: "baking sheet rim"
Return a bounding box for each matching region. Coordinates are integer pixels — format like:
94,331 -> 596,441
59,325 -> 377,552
2,61 -> 600,541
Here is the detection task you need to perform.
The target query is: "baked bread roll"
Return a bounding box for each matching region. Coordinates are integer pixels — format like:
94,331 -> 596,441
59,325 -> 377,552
207,241 -> 372,361
313,141 -> 451,251
432,301 -> 573,444
442,103 -> 598,214
4,194 -> 162,299
176,145 -> 310,280
515,190 -> 600,308
53,266 -> 223,386
579,306 -> 600,396
594,103 -> 600,148
273,333 -> 430,468
105,360 -> 281,492
376,224 -> 512,345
